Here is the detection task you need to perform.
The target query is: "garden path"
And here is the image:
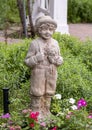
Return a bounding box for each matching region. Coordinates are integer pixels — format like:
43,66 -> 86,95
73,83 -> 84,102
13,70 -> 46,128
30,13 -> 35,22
69,23 -> 92,41
0,24 -> 92,44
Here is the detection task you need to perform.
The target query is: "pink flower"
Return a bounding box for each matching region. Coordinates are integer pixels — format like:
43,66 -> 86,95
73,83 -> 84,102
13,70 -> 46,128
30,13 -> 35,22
8,120 -> 13,125
9,126 -> 15,130
51,126 -> 57,130
22,109 -> 31,114
15,126 -> 21,130
22,109 -> 29,114
88,115 -> 92,118
66,112 -> 73,119
77,99 -> 87,109
9,126 -> 21,130
66,114 -> 71,119
0,113 -> 10,118
40,122 -> 46,127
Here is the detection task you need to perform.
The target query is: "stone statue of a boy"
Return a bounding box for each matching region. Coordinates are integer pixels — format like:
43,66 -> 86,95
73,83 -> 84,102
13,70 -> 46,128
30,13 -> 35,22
25,16 -> 63,119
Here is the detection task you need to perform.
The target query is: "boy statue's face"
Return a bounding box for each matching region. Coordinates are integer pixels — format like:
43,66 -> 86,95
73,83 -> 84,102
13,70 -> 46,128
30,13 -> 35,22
38,23 -> 55,40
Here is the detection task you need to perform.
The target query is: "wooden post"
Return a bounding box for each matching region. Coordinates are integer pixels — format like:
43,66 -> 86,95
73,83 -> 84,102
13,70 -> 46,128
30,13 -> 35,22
17,0 -> 28,37
27,0 -> 35,38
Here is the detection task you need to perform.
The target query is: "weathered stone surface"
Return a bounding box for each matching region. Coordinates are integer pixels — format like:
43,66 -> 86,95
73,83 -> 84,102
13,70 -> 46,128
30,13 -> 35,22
25,16 -> 63,121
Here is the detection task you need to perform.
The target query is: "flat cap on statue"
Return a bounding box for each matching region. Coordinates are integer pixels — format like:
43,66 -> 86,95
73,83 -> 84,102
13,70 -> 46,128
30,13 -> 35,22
35,15 -> 57,28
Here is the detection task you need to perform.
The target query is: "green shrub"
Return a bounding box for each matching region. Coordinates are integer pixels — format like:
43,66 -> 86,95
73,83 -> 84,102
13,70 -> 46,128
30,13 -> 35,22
79,40 -> 92,71
53,33 -> 92,110
53,34 -> 92,70
0,34 -> 92,117
68,0 -> 92,23
0,39 -> 31,112
7,0 -> 20,23
0,0 -> 20,30
57,57 -> 92,99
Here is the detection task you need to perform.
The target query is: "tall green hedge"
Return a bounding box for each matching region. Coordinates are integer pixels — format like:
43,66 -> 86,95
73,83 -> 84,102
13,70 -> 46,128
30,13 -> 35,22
68,0 -> 92,23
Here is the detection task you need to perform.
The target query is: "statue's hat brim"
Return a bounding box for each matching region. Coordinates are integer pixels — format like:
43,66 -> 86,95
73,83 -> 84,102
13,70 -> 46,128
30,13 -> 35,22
35,16 -> 57,28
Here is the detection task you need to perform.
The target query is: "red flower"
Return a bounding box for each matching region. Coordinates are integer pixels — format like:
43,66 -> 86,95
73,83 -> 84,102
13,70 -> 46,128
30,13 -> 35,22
51,126 -> 57,130
29,112 -> 39,121
29,123 -> 34,128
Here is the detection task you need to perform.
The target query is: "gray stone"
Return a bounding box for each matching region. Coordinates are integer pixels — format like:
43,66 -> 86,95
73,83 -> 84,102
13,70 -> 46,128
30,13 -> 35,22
25,16 -> 63,121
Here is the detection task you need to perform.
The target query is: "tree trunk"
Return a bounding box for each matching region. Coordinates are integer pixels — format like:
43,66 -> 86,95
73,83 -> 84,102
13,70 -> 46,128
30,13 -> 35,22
17,0 -> 28,37
27,0 -> 35,38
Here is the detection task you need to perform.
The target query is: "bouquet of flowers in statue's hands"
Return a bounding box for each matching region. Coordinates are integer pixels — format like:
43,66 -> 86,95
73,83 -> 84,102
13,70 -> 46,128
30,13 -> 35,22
47,47 -> 63,66
47,47 -> 59,64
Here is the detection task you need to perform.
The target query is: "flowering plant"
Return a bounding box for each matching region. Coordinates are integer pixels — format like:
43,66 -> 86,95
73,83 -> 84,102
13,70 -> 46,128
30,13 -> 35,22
51,97 -> 92,130
77,98 -> 87,109
21,110 -> 57,130
0,113 -> 11,119
69,98 -> 75,104
28,111 -> 40,129
1,97 -> 92,130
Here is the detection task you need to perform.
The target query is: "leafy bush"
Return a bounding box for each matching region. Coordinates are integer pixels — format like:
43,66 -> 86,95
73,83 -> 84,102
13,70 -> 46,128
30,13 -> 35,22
0,39 -> 31,112
0,34 -> 92,129
68,0 -> 92,23
1,97 -> 92,130
53,33 -> 92,110
0,0 -> 8,29
57,57 -> 92,98
7,0 -> 20,23
0,0 -> 20,30
79,40 -> 92,71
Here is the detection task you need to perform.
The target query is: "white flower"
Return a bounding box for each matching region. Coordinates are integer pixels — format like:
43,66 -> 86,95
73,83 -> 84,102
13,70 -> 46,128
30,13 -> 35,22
69,98 -> 75,104
57,112 -> 64,116
54,94 -> 62,99
71,105 -> 77,110
66,108 -> 69,112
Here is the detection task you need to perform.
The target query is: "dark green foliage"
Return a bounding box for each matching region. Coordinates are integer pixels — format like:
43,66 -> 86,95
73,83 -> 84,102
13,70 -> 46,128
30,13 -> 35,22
80,40 -> 92,71
57,57 -> 92,98
0,0 -> 20,29
7,0 -> 20,23
0,0 -> 8,28
68,0 -> 92,23
0,42 -> 30,89
0,34 -> 92,114
53,33 -> 92,110
0,39 -> 31,112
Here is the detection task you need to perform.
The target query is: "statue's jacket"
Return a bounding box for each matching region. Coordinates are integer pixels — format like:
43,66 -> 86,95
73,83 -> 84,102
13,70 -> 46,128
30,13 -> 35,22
25,37 -> 63,96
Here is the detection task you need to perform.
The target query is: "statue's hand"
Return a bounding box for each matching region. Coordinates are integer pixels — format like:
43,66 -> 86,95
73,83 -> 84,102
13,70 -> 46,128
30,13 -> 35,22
48,56 -> 54,64
48,56 -> 63,65
36,52 -> 44,62
55,56 -> 63,66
